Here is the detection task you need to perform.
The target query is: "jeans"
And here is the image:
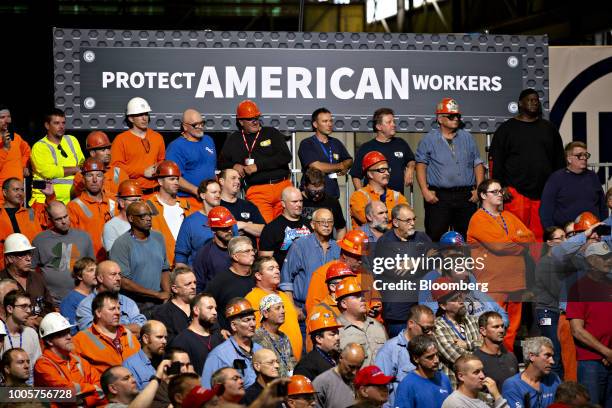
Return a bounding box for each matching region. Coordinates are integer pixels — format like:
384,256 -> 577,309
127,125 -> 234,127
578,360 -> 612,406
536,308 -> 563,379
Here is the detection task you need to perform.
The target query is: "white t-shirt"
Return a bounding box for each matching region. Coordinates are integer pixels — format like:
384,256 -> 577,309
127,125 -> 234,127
159,200 -> 184,240
103,217 -> 131,251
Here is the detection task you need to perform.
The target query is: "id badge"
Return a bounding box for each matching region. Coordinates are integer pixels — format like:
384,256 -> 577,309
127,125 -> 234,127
245,158 -> 255,165
328,173 -> 338,179
539,317 -> 552,326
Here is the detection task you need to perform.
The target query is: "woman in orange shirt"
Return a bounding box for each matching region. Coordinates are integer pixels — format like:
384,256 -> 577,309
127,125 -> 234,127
467,178 -> 535,352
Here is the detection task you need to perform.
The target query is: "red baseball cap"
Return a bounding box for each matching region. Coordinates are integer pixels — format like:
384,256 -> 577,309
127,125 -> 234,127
354,365 -> 394,387
182,385 -> 218,408
431,276 -> 464,303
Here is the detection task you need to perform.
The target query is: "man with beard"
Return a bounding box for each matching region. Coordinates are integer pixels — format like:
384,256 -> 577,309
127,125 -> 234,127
313,342 -> 365,408
152,267 -> 197,344
219,168 -> 265,248
201,298 -> 262,388
298,107 -> 353,199
192,206 -> 236,291
442,355 -> 509,408
502,337 -> 561,408
166,109 -> 217,207
301,168 -> 347,240
76,260 -> 146,333
395,335 -> 452,408
359,200 -> 388,243
294,311 -> 342,380
67,157 -> 114,262
171,292 -> 224,375
110,201 -> 171,315
123,320 -> 168,390
34,312 -> 105,406
146,160 -> 194,267
474,311 -> 518,391
243,348 -> 282,405
432,283 -> 481,388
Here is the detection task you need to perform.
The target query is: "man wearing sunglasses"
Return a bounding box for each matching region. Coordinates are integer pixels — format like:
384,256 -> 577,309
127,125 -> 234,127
415,97 -> 485,242
540,141 -> 607,229
30,108 -> 85,205
219,99 -> 292,223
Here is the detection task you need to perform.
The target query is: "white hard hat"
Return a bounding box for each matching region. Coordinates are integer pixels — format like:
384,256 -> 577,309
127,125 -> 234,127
39,312 -> 75,338
126,97 -> 152,116
3,233 -> 35,254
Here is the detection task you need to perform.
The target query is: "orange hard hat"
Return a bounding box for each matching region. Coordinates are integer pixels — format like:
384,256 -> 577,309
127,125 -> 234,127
81,158 -> 105,173
436,97 -> 460,114
334,276 -> 363,300
208,206 -> 236,228
117,180 -> 143,198
86,131 -> 111,150
236,100 -> 261,119
338,229 -> 369,256
573,212 -> 599,232
225,298 -> 255,319
154,160 -> 181,178
362,151 -> 387,172
307,309 -> 342,334
325,261 -> 356,282
287,375 -> 316,396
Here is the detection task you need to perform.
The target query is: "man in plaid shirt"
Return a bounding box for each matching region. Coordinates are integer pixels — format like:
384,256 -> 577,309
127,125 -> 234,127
431,276 -> 482,388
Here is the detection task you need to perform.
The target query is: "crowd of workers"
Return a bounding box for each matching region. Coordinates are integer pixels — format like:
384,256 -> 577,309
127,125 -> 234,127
0,88 -> 610,408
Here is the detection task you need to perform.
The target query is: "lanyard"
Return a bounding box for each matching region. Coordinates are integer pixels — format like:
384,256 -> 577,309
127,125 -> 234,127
482,208 -> 508,235
241,129 -> 262,159
4,321 -> 22,349
315,347 -> 337,367
442,315 -> 467,341
262,330 -> 291,368
313,136 -> 333,163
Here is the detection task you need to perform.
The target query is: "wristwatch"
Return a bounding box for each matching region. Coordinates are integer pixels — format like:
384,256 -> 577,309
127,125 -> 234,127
149,375 -> 162,383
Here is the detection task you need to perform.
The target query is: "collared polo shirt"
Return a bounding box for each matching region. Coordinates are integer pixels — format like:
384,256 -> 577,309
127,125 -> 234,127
123,349 -> 155,390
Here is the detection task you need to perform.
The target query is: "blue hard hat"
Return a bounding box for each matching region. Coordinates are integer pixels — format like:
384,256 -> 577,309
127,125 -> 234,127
440,231 -> 465,246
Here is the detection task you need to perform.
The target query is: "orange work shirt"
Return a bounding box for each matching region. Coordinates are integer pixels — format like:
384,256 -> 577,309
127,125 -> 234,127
72,324 -> 140,377
0,206 -> 45,268
467,209 -> 535,298
72,165 -> 128,200
34,348 -> 105,407
111,128 -> 165,190
349,185 -> 407,229
245,287 -> 303,360
144,194 -> 193,267
0,132 -> 31,184
67,192 -> 116,262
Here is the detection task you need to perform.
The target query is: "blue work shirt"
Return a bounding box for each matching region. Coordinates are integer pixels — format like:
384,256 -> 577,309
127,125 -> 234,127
166,135 -> 217,197
374,329 -> 416,408
279,233 -> 340,304
175,211 -> 239,265
76,289 -> 147,331
298,135 -> 352,198
415,128 -> 483,188
201,336 -> 262,389
502,372 -> 560,408
123,349 -> 155,390
395,371 -> 453,408
418,270 -> 509,326
59,290 -> 86,335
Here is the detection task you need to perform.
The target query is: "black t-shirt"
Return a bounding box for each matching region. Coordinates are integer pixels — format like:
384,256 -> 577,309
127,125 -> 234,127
150,300 -> 191,345
205,269 -> 256,329
302,193 -> 347,230
170,328 -> 225,375
221,198 -> 266,248
473,347 -> 518,389
490,118 -> 565,199
4,208 -> 20,233
259,215 -> 312,267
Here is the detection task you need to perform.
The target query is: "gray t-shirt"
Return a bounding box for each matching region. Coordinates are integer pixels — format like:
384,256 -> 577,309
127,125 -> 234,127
313,368 -> 355,408
110,230 -> 169,291
103,217 -> 131,251
441,390 -> 509,408
32,228 -> 95,305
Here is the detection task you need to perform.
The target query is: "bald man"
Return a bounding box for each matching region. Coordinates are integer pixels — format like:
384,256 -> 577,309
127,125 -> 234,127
280,208 -> 340,316
259,187 -> 312,268
313,343 -> 366,408
110,202 -> 170,317
166,108 -> 216,206
123,320 -> 168,390
76,260 -> 146,333
244,348 -> 282,405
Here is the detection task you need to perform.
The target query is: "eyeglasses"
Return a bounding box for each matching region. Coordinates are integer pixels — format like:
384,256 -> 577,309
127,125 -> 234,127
441,114 -> 462,120
395,217 -> 416,224
133,212 -> 152,219
140,138 -> 151,153
369,167 -> 391,174
13,303 -> 32,311
571,153 -> 591,160
486,189 -> 503,196
241,117 -> 259,123
9,251 -> 32,259
260,359 -> 280,366
414,321 -> 435,334
57,144 -> 68,159
186,121 -> 205,129
313,219 -> 334,226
